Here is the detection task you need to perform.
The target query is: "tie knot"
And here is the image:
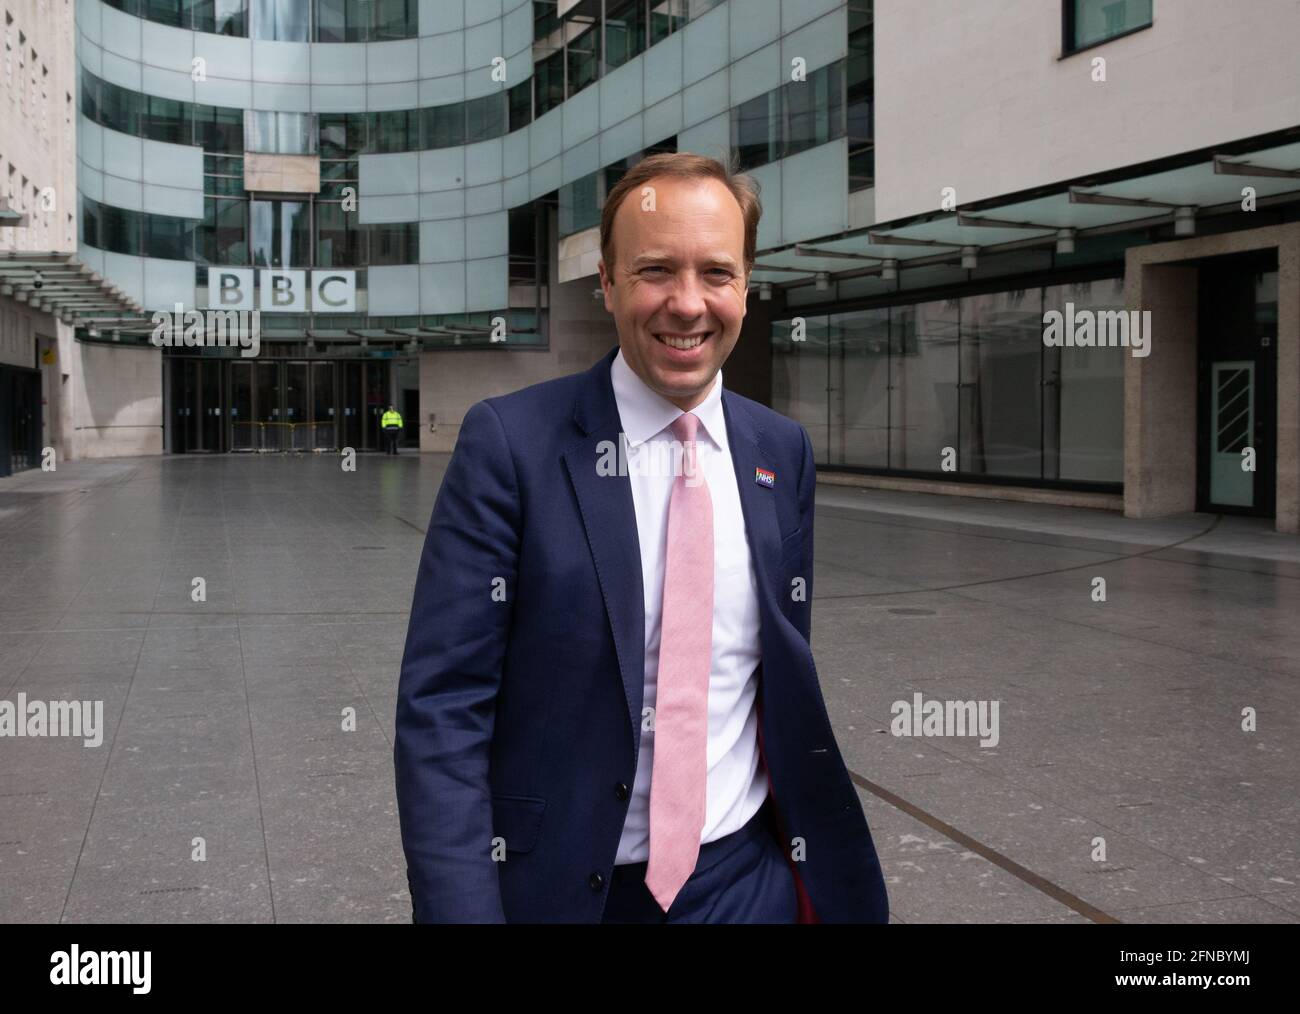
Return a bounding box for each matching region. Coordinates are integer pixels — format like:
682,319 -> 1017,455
670,412 -> 700,444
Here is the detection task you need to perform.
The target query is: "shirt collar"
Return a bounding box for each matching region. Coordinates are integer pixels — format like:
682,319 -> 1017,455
610,346 -> 725,450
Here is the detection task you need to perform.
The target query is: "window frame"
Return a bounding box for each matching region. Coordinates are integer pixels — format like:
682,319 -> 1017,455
1061,0 -> 1153,57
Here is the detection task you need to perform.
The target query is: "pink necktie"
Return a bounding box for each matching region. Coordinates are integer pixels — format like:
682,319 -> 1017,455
645,411 -> 714,913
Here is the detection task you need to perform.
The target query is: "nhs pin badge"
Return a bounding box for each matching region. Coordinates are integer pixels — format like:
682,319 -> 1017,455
755,467 -> 776,488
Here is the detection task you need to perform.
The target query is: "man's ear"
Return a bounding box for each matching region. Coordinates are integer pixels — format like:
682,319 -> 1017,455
598,259 -> 614,313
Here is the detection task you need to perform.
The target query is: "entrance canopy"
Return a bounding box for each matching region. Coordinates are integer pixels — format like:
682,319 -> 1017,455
751,134 -> 1300,295
0,251 -> 142,322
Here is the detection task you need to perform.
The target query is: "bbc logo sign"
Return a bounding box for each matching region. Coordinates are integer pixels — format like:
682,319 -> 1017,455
204,269 -> 356,313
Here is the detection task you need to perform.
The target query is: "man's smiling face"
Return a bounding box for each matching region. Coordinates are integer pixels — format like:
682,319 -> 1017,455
597,175 -> 749,412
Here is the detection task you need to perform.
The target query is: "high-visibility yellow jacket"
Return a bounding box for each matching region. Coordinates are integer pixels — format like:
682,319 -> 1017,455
381,410 -> 403,429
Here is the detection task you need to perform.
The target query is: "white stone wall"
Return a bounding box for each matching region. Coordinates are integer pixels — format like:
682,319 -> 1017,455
873,0 -> 1300,223
66,341 -> 164,458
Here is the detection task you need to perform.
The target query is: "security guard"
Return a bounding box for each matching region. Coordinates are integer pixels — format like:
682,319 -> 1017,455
381,404 -> 403,455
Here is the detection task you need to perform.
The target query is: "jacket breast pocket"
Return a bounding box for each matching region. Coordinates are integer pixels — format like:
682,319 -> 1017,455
491,793 -> 547,854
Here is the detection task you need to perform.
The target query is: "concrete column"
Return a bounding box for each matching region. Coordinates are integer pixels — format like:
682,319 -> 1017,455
1124,264 -> 1199,519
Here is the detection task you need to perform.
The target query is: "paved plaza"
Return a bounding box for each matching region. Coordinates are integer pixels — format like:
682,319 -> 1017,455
1,453 -> 1297,923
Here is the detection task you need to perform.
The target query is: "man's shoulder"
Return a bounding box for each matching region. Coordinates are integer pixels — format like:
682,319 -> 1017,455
723,387 -> 810,454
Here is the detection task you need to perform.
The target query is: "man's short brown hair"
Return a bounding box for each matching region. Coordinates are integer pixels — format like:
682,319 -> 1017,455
599,152 -> 762,279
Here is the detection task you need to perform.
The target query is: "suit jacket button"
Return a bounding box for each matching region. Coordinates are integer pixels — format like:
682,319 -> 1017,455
589,872 -> 604,891
614,782 -> 629,800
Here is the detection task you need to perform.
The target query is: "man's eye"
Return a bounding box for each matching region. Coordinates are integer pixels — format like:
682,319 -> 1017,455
642,266 -> 669,275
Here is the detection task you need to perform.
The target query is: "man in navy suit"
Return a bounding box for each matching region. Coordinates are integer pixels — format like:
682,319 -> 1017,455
394,152 -> 888,923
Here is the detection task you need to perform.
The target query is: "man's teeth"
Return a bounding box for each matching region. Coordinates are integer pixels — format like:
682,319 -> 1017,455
658,334 -> 706,349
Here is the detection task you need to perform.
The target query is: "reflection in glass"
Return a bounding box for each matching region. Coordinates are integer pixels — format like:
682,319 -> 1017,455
829,309 -> 889,467
250,0 -> 309,41
960,288 -> 1043,477
1043,278 -> 1124,482
246,111 -> 316,154
1070,0 -> 1152,50
890,300 -> 959,471
251,200 -> 311,268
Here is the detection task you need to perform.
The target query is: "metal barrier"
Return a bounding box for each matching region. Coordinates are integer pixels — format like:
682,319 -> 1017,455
231,422 -> 338,452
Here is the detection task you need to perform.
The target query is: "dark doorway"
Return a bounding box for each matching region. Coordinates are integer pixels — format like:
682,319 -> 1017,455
169,358 -> 226,453
1196,252 -> 1278,516
0,365 -> 42,476
402,388 -> 419,448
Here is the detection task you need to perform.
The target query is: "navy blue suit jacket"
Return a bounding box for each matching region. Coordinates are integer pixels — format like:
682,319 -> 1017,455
394,346 -> 889,923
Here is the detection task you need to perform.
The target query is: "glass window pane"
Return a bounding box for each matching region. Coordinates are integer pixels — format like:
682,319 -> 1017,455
251,0 -> 308,41
245,111 -> 315,153
364,110 -> 415,154
316,202 -> 364,266
785,63 -> 841,158
423,103 -> 464,148
829,309 -> 890,467
100,79 -> 141,135
251,200 -> 310,267
315,0 -> 350,42
146,213 -> 194,260
890,299 -> 959,471
195,104 -> 244,152
81,196 -> 101,248
1070,0 -> 1152,49
101,203 -> 142,256
558,171 -> 600,237
507,79 -> 532,131
566,19 -> 600,97
198,197 -> 248,264
1044,278 -> 1125,481
959,288 -> 1044,478
372,0 -> 416,40
731,91 -> 779,170
464,94 -> 504,144
190,0 -> 246,35
141,0 -> 184,27
142,95 -> 188,144
368,222 -> 416,265
605,0 -> 646,70
649,0 -> 686,45
534,49 -> 565,117
772,317 -> 829,461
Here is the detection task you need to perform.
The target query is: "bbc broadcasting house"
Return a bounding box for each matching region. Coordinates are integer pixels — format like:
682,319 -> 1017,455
0,0 -> 1298,533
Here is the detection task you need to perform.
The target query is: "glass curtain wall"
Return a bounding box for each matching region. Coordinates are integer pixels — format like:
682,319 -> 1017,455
773,278 -> 1125,485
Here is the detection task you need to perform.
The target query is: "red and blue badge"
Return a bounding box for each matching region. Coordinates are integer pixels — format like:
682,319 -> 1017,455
755,467 -> 775,488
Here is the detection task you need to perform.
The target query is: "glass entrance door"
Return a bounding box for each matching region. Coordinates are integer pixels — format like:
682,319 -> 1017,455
342,361 -> 388,450
1197,259 -> 1276,516
1208,361 -> 1255,508
311,362 -> 336,449
170,359 -> 225,452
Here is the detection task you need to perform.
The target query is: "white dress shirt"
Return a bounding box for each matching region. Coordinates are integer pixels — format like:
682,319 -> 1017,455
609,347 -> 769,865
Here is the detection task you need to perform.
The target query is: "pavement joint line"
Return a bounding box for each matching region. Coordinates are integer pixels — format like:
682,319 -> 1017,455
844,767 -> 1121,923
815,513 -> 1225,599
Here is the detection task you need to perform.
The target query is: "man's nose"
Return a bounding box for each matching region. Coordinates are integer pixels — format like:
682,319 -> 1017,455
664,271 -> 708,321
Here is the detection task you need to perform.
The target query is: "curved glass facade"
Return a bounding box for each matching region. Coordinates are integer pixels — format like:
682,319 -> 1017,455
79,67 -> 527,156
100,0 -> 418,42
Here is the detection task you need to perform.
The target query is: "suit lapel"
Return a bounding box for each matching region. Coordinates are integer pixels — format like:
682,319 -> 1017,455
563,349 -> 647,755
721,387 -> 783,619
